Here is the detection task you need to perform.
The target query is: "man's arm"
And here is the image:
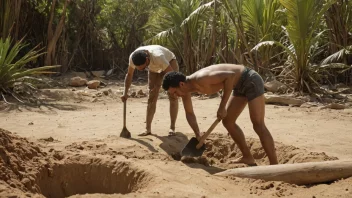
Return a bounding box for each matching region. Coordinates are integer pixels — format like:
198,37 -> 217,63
198,71 -> 236,119
122,66 -> 135,101
182,93 -> 201,139
217,72 -> 236,114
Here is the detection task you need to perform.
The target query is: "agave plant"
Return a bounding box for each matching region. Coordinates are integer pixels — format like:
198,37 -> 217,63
252,0 -> 337,92
0,37 -> 60,103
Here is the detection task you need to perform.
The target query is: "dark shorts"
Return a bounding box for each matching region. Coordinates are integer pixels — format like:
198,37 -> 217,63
233,67 -> 265,101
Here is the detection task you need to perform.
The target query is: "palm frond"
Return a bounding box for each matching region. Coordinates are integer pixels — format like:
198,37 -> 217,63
321,49 -> 349,65
0,36 -> 60,102
180,1 -> 215,28
252,40 -> 297,65
319,63 -> 352,70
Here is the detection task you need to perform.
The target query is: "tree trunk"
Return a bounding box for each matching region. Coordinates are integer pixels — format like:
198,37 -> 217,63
44,0 -> 69,66
215,160 -> 352,185
205,0 -> 217,66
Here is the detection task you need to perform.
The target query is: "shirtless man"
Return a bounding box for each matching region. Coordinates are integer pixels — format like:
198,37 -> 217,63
121,45 -> 179,136
162,64 -> 278,165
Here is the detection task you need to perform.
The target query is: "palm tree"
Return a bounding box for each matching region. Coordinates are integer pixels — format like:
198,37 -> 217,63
323,0 -> 352,84
145,0 -> 216,74
252,0 -> 336,92
241,0 -> 282,71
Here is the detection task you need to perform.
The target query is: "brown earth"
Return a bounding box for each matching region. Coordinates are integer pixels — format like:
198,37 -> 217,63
1,81 -> 352,198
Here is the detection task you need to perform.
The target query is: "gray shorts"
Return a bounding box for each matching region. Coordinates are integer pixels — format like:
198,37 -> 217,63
233,67 -> 265,101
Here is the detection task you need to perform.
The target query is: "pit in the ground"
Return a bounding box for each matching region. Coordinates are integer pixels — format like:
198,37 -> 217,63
35,161 -> 150,198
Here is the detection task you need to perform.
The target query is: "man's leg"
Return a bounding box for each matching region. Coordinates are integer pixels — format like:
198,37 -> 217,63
167,59 -> 179,135
248,95 -> 278,165
222,96 -> 256,165
167,92 -> 178,136
139,72 -> 161,136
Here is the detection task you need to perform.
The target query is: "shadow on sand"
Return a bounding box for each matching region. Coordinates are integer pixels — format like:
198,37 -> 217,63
147,132 -> 227,175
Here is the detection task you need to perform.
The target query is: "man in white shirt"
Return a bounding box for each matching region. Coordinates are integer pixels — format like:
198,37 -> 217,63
121,45 -> 179,136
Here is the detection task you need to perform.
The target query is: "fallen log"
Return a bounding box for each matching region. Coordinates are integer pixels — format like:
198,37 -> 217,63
214,160 -> 352,185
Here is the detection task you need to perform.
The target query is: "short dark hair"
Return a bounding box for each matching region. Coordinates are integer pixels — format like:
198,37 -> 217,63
162,71 -> 186,90
131,50 -> 148,66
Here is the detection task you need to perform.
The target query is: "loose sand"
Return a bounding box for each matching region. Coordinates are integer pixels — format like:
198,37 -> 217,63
1,82 -> 352,198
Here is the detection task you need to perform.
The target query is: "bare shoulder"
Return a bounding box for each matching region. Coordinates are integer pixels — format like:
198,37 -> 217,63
188,69 -> 211,81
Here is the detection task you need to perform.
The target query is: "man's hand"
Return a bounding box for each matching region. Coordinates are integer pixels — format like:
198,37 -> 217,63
217,107 -> 227,120
121,94 -> 129,102
196,134 -> 201,141
196,132 -> 205,141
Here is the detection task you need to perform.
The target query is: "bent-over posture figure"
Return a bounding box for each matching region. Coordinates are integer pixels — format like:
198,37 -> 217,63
121,45 -> 179,136
162,64 -> 278,165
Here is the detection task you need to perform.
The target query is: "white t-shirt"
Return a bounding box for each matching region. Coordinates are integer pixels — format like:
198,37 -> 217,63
129,45 -> 176,73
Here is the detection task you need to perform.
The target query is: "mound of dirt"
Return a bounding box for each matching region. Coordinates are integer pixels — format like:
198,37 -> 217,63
0,128 -> 50,195
179,134 -> 338,169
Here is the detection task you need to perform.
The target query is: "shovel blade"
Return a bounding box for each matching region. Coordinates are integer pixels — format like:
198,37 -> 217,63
181,137 -> 206,157
120,127 -> 131,138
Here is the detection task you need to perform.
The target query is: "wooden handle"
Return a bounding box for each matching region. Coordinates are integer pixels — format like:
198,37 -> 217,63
196,118 -> 221,149
123,100 -> 126,128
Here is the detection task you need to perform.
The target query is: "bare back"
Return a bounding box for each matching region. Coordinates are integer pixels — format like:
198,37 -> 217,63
186,64 -> 245,95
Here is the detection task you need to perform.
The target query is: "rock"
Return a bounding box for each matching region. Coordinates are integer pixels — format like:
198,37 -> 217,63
87,80 -> 100,89
91,70 -> 105,77
103,90 -> 109,96
130,91 -> 137,97
137,90 -> 147,97
265,94 -> 306,106
69,76 -> 87,87
264,80 -> 288,93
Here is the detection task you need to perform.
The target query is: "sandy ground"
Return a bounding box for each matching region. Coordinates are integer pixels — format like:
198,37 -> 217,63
1,81 -> 352,198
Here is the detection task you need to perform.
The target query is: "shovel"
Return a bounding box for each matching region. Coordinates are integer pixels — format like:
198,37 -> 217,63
181,118 -> 221,157
120,100 -> 131,138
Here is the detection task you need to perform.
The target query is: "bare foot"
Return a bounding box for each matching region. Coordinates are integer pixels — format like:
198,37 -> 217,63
229,157 -> 257,166
168,129 -> 176,136
138,131 -> 152,136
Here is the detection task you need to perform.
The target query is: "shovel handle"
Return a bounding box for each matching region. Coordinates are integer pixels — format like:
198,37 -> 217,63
123,100 -> 126,128
196,118 -> 221,149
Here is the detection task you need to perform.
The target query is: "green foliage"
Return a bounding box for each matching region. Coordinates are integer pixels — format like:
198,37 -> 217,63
0,37 -> 60,102
96,0 -> 159,48
2,0 -> 352,94
252,0 -> 337,92
145,0 -> 216,74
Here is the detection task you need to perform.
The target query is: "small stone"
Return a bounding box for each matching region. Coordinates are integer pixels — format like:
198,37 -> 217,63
87,80 -> 100,89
